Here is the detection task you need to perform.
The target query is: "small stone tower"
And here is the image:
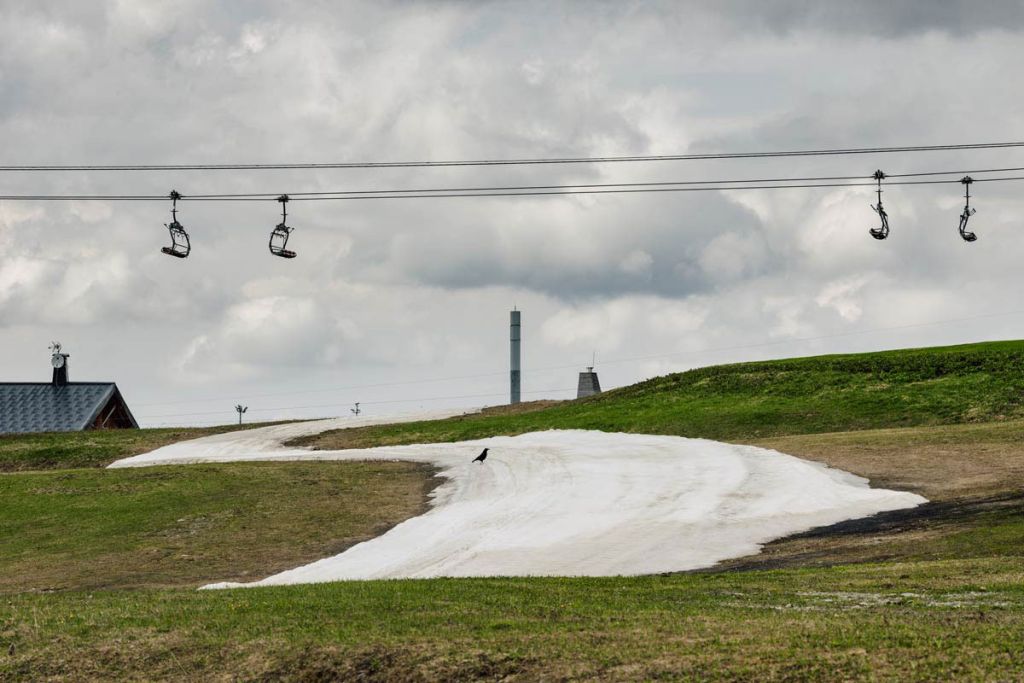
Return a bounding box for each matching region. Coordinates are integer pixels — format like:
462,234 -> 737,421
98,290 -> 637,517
577,366 -> 601,399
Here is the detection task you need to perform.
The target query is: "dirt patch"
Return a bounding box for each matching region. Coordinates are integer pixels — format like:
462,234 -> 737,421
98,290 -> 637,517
709,422 -> 1024,571
751,421 -> 1024,502
712,492 -> 1024,571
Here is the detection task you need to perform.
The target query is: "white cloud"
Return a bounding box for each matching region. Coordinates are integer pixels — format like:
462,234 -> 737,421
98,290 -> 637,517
175,295 -> 345,381
815,275 -> 872,322
1,1 -> 1023,423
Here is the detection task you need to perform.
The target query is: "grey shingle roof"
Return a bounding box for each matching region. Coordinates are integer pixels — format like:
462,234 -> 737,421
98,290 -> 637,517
0,383 -> 136,434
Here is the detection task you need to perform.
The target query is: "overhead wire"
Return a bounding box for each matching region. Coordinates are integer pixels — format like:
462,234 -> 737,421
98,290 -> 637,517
133,368 -> 516,407
4,169 -> 1024,203
136,387 -> 576,419
3,140 -> 1024,171
179,164 -> 1024,198
6,140 -> 1022,423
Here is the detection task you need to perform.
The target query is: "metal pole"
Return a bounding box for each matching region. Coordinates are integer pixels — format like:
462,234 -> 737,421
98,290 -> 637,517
510,309 -> 521,404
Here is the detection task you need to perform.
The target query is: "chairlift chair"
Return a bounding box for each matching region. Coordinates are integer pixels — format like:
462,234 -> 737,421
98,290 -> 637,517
269,195 -> 297,258
958,176 -> 978,242
161,190 -> 191,258
869,170 -> 890,240
162,220 -> 191,258
870,203 -> 890,240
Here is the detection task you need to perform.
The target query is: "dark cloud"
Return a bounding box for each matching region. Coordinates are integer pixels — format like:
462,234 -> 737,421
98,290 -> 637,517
695,0 -> 1024,38
378,192 -> 773,299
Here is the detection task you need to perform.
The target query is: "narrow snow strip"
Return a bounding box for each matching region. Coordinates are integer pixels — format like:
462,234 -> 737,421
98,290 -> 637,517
109,409 -> 471,468
109,421 -> 927,586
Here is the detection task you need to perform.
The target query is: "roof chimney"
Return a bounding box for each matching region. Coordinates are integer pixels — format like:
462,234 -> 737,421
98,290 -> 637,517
49,342 -> 69,387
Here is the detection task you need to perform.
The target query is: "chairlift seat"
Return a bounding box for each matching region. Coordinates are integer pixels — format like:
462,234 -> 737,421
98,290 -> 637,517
869,203 -> 889,240
958,207 -> 977,242
269,223 -> 297,259
162,221 -> 191,258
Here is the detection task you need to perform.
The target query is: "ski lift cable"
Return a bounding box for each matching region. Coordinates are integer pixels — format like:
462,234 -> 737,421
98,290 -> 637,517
3,140 -> 1024,171
281,175 -> 1024,201
5,172 -> 1024,203
174,165 -> 1024,199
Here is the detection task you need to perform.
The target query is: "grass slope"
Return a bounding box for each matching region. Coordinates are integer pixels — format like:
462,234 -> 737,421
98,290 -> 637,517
0,461 -> 437,592
3,559 -> 1023,681
296,340 -> 1024,450
5,341 -> 1024,680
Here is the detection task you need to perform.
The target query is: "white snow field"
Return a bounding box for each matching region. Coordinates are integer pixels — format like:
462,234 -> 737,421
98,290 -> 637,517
109,416 -> 926,587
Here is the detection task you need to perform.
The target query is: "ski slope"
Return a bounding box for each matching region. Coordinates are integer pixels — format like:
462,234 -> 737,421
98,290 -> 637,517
110,417 -> 926,587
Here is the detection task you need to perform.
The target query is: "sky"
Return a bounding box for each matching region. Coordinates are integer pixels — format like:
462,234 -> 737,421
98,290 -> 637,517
1,1 -> 1023,427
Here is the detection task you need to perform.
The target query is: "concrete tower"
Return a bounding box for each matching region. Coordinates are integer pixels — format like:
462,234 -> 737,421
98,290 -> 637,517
510,309 -> 521,404
577,366 -> 601,398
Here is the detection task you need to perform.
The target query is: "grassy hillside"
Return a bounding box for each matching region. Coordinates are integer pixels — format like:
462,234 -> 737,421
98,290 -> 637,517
0,461 -> 437,593
297,340 -> 1024,450
4,558 -> 1024,681
3,420 -> 1024,680
5,341 -> 1024,680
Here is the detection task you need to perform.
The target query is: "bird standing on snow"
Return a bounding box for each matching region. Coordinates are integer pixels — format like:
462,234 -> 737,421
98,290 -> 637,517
472,448 -> 489,463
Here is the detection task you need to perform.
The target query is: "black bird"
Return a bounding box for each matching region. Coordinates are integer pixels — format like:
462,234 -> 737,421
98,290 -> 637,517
472,448 -> 489,463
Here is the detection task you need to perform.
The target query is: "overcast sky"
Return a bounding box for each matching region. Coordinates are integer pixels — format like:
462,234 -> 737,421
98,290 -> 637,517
2,1 -> 1023,426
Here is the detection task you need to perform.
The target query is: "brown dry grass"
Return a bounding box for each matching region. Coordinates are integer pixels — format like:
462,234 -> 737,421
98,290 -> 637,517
708,421 -> 1024,570
751,420 -> 1024,502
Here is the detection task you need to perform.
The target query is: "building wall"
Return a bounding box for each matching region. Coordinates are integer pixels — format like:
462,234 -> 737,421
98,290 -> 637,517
577,370 -> 602,398
90,395 -> 138,430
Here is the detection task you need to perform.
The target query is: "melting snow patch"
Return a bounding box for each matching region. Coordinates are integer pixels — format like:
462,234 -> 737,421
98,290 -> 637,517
109,423 -> 926,587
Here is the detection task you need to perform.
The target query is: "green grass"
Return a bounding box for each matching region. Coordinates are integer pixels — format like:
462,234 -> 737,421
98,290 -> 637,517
295,340 -> 1024,450
0,422 -> 292,471
6,340 -> 1024,680
0,461 -> 437,593
3,559 -> 1023,680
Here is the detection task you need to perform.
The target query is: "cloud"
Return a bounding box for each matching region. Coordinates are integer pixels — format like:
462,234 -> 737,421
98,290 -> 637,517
708,1 -> 1024,38
815,275 -> 872,322
1,1 -> 1023,423
542,296 -> 708,352
379,190 -> 768,298
175,295 -> 345,382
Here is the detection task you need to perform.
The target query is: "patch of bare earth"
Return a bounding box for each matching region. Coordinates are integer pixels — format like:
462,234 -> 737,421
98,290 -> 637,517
712,421 -> 1024,570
